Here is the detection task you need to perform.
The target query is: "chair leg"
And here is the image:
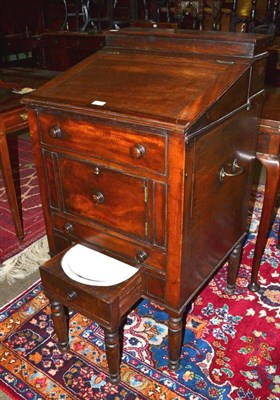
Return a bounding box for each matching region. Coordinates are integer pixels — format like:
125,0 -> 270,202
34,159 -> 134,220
249,154 -> 280,292
0,134 -> 23,241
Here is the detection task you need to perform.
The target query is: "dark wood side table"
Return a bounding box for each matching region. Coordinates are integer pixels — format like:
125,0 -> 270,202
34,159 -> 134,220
249,91 -> 280,291
0,68 -> 58,240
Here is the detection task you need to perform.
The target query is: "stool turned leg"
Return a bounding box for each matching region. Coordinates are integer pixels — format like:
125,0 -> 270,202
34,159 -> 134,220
104,329 -> 121,384
50,300 -> 69,352
226,241 -> 243,294
249,155 -> 280,292
168,315 -> 183,370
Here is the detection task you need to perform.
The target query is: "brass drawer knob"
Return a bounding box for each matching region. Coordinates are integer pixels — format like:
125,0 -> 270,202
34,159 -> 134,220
130,144 -> 146,159
135,250 -> 148,263
67,290 -> 77,301
63,222 -> 73,233
49,125 -> 62,139
92,192 -> 105,205
20,112 -> 28,121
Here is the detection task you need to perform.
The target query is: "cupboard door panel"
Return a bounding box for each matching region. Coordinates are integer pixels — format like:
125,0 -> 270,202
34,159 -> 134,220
59,156 -> 147,239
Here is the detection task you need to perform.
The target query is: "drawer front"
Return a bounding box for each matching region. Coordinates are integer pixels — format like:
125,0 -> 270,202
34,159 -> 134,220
42,274 -> 113,326
41,261 -> 144,330
52,212 -> 166,272
38,112 -> 166,175
4,108 -> 29,133
57,155 -> 147,239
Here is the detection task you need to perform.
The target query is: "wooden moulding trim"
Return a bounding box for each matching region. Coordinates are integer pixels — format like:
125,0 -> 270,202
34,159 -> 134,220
105,30 -> 270,58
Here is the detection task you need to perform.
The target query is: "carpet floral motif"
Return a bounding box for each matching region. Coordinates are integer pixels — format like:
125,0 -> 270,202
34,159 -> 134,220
0,185 -> 280,399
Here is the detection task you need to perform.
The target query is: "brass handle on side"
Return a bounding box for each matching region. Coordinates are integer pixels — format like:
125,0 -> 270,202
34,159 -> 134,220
67,290 -> 77,301
49,125 -> 62,139
219,158 -> 244,182
63,222 -> 74,234
92,192 -> 105,205
20,112 -> 28,121
130,144 -> 146,159
135,250 -> 148,263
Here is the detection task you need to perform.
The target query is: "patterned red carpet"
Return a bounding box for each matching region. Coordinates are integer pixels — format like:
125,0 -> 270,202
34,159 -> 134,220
0,136 -> 46,263
0,186 -> 279,399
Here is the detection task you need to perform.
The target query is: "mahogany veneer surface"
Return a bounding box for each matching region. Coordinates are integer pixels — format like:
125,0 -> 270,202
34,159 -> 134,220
22,28 -> 269,375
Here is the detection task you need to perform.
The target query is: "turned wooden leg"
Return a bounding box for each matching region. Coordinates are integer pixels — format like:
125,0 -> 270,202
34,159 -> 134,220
104,329 -> 121,384
168,315 -> 183,370
249,155 -> 280,292
226,240 -> 243,294
0,133 -> 23,240
50,300 -> 69,352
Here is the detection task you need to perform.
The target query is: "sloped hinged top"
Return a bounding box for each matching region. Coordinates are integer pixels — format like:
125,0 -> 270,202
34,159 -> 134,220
23,29 -> 269,134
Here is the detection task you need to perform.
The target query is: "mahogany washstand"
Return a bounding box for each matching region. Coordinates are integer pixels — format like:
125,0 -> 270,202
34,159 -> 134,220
23,29 -> 268,382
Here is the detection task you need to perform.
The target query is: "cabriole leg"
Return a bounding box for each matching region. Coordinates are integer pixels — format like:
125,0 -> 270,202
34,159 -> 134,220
249,155 -> 280,292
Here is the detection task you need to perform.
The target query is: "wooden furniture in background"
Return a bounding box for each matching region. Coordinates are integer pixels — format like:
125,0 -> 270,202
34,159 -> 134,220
142,0 -> 279,34
249,91 -> 280,291
23,29 -> 268,382
266,36 -> 280,86
230,0 -> 279,37
0,68 -> 58,240
60,0 -> 138,32
0,32 -> 106,71
0,0 -> 279,73
0,34 -> 43,69
42,31 -> 105,70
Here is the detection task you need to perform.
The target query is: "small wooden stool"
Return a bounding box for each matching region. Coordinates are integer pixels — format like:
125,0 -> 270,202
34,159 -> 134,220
39,248 -> 144,384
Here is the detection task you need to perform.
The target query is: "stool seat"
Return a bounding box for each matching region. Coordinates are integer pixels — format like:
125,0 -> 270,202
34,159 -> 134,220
40,247 -> 144,384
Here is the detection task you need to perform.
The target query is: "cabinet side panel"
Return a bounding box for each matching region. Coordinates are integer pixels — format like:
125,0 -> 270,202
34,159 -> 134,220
181,107 -> 259,302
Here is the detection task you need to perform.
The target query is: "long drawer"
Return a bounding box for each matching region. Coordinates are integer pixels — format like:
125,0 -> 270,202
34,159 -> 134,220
4,107 -> 29,133
38,111 -> 167,175
52,212 -> 167,273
